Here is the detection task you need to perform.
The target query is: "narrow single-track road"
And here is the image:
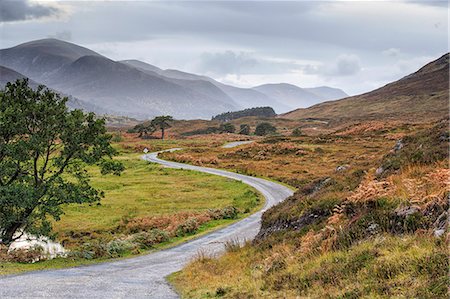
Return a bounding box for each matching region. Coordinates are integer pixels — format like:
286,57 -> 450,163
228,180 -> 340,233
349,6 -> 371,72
0,146 -> 293,298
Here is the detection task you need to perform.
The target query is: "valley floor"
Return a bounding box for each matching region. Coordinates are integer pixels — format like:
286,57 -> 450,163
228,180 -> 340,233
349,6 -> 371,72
0,145 -> 263,275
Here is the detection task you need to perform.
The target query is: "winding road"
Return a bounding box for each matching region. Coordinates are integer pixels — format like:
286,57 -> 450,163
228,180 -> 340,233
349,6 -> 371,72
0,144 -> 293,298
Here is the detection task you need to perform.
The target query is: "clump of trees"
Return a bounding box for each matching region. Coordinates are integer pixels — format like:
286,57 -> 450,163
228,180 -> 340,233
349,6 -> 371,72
182,121 -> 279,137
0,79 -> 124,246
255,122 -> 277,136
212,107 -> 276,122
129,115 -> 174,139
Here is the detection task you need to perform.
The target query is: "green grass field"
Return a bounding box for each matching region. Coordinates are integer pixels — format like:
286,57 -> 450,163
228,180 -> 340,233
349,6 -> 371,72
0,147 -> 262,276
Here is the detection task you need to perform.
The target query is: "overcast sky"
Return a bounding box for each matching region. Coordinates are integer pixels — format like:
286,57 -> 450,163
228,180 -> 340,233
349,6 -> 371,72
0,0 -> 448,95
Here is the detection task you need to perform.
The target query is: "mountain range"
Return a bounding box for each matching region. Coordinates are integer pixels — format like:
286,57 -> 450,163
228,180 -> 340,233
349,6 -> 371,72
0,39 -> 347,119
283,53 -> 449,121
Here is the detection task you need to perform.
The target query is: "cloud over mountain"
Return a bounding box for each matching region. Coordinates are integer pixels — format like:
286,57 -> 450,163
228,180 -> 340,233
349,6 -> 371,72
0,0 -> 61,22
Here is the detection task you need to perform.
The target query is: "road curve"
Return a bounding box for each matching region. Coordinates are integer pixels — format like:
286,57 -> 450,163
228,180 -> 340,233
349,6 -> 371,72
0,149 -> 293,299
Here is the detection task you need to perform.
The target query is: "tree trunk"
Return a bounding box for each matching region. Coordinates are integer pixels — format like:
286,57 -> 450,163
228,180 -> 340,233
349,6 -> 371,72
1,222 -> 22,246
161,128 -> 165,140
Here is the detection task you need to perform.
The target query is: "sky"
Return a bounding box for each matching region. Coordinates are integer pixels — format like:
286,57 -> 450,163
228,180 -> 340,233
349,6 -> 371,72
0,0 -> 448,95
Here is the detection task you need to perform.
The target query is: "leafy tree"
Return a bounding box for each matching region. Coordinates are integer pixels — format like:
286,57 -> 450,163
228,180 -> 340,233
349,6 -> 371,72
133,123 -> 155,138
239,124 -> 251,135
0,79 -> 124,246
219,123 -> 236,134
255,122 -> 277,136
151,116 -> 173,140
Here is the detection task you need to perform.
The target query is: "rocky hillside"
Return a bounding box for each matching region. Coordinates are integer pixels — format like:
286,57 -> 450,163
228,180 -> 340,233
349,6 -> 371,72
282,53 -> 449,122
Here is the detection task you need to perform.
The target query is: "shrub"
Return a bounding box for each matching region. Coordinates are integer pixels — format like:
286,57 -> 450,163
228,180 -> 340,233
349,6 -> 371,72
255,122 -> 277,136
107,239 -> 135,257
239,124 -> 251,135
132,229 -> 169,248
219,123 -> 236,134
111,132 -> 123,142
221,206 -> 238,219
81,240 -> 109,259
6,245 -> 45,263
291,128 -> 303,137
176,218 -> 200,236
224,238 -> 242,252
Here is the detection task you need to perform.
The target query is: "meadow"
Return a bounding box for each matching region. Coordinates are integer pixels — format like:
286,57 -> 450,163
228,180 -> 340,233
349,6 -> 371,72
0,145 -> 262,275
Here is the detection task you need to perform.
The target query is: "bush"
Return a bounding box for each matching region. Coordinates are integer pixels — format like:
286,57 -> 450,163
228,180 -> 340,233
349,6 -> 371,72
219,123 -> 236,134
182,127 -> 220,136
132,229 -> 169,248
111,132 -> 123,142
291,128 -> 303,137
176,218 -> 200,236
239,124 -> 251,135
6,245 -> 45,263
220,206 -> 238,219
255,122 -> 277,136
107,239 -> 135,257
81,240 -> 109,259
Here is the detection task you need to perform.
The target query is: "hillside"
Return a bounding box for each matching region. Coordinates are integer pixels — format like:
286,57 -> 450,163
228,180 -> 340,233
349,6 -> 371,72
122,59 -> 290,113
169,118 -> 449,299
283,53 -> 449,121
253,83 -> 348,113
0,38 -> 354,119
0,66 -> 109,115
0,39 -> 239,119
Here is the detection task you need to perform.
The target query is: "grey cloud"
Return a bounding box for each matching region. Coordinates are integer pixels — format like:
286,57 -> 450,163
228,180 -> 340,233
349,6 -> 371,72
47,30 -> 72,41
0,0 -> 60,22
333,55 -> 361,76
196,51 -> 258,76
304,54 -> 361,77
382,48 -> 401,57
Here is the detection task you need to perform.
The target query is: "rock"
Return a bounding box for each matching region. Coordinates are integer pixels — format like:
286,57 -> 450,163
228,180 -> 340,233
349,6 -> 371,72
434,229 -> 445,238
335,165 -> 350,172
395,205 -> 420,217
433,211 -> 447,230
367,223 -> 380,235
393,139 -> 404,152
375,166 -> 384,176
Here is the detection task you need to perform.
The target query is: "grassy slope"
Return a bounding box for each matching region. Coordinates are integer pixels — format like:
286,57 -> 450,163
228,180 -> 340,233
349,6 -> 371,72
169,120 -> 449,298
282,53 -> 449,122
0,146 -> 263,276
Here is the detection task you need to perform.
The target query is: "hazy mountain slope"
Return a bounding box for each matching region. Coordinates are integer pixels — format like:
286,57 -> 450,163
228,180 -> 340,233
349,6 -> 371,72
0,65 -> 109,114
120,59 -> 163,74
0,39 -> 100,82
0,39 -> 239,119
120,60 -> 239,109
0,65 -> 39,88
304,86 -> 348,100
283,53 -> 449,121
48,55 -> 237,119
121,59 -> 289,113
253,83 -> 324,111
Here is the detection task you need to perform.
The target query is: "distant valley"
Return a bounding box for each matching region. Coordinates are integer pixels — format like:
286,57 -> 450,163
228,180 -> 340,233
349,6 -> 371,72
0,39 -> 347,119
